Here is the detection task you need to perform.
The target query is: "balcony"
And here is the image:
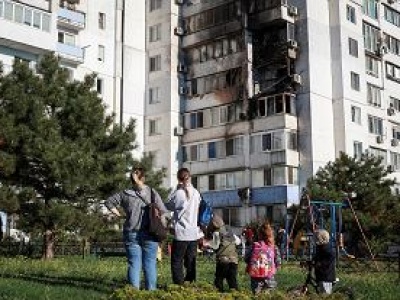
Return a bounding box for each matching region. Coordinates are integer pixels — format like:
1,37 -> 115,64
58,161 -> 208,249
0,1 -> 54,53
249,4 -> 296,30
57,42 -> 84,64
250,149 -> 299,168
201,185 -> 299,208
57,7 -> 85,30
183,155 -> 246,175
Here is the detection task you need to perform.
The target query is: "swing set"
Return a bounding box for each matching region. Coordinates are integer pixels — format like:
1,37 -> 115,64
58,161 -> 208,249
284,189 -> 379,270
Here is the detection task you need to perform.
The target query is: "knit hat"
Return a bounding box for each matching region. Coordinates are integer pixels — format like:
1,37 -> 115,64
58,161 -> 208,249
314,229 -> 330,245
211,214 -> 224,229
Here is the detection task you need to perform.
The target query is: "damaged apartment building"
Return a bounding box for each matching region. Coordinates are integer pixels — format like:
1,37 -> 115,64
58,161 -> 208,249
179,0 -> 300,227
145,0 -> 400,228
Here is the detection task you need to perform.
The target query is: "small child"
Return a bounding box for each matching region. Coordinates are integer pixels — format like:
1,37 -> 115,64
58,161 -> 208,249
205,215 -> 241,292
245,222 -> 281,294
313,229 -> 336,295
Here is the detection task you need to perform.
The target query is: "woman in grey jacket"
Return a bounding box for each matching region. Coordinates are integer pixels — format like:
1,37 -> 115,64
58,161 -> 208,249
105,167 -> 166,290
166,168 -> 202,285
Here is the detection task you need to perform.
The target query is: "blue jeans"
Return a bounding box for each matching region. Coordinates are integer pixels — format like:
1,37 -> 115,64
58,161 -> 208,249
123,231 -> 159,290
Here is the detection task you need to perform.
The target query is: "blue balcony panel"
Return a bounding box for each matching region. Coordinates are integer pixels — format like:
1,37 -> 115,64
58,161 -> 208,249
58,7 -> 85,29
251,185 -> 299,206
202,190 -> 242,208
202,185 -> 299,208
57,43 -> 84,64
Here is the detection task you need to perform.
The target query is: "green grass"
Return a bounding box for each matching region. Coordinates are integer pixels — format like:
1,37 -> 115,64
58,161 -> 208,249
0,256 -> 399,299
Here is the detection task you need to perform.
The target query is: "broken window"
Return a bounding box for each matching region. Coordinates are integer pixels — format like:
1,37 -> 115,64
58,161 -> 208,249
207,44 -> 214,60
258,98 -> 266,116
200,45 -> 207,62
214,40 -> 223,58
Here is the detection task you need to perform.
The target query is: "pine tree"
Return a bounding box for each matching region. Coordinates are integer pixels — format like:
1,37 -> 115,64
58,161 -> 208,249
0,54 -> 162,258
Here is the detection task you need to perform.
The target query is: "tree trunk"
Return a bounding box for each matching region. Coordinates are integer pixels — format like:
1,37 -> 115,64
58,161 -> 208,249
42,229 -> 55,260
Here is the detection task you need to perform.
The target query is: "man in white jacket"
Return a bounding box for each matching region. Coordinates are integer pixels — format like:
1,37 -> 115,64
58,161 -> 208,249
166,168 -> 202,285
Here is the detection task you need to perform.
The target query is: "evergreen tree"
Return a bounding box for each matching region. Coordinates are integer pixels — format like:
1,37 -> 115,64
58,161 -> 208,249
307,152 -> 399,251
0,54 -> 163,258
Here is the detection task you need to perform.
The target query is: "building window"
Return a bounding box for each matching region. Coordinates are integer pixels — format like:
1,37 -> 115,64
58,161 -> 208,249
351,106 -> 361,124
384,5 -> 400,28
149,55 -> 161,72
98,45 -> 105,62
390,97 -> 400,112
347,5 -> 356,24
190,111 -> 204,129
208,175 -> 216,190
393,126 -> 400,140
367,83 -> 381,107
368,115 -> 383,135
354,141 -> 363,160
208,142 -> 216,159
365,55 -> 379,77
149,119 -> 160,136
386,34 -> 400,56
149,87 -> 160,104
363,22 -> 379,53
348,38 -> 358,57
350,72 -> 360,91
225,137 -> 243,157
99,12 -> 106,30
149,24 -> 161,42
386,62 -> 400,82
362,0 -> 378,19
96,78 -> 103,94
150,0 -> 161,12
257,94 -> 295,117
390,152 -> 400,171
369,147 -> 387,165
58,31 -> 76,46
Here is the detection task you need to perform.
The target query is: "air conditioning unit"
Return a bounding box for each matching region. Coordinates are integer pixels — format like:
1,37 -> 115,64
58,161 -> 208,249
174,26 -> 185,36
174,126 -> 184,136
288,48 -> 297,59
179,86 -> 187,95
288,6 -> 298,17
392,139 -> 399,146
175,0 -> 185,5
388,107 -> 396,116
291,74 -> 302,85
287,39 -> 298,49
177,63 -> 187,73
377,135 -> 384,144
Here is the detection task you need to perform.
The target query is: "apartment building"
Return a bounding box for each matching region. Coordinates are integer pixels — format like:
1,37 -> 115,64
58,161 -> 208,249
0,0 -> 146,154
144,0 -> 400,228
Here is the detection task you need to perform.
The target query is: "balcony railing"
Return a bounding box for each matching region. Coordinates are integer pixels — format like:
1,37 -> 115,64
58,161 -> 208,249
57,7 -> 85,29
57,42 -> 84,63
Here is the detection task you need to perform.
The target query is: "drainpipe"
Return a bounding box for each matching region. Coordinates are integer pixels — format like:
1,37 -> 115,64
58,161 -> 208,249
120,0 -> 125,126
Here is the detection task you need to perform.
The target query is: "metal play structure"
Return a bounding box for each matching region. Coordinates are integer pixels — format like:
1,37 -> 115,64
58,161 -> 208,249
284,189 -> 378,269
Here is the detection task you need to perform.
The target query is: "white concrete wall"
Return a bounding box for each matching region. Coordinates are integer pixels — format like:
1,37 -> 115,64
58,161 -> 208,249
144,1 -> 181,188
122,0 -> 146,157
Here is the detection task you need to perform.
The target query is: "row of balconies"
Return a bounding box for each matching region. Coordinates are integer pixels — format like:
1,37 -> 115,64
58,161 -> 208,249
0,1 -> 85,64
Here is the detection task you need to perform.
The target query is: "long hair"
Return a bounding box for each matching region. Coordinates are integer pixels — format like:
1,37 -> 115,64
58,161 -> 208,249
177,167 -> 190,199
258,222 -> 275,246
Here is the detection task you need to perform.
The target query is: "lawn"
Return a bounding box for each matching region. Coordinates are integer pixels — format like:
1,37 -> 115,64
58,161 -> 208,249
0,255 -> 399,299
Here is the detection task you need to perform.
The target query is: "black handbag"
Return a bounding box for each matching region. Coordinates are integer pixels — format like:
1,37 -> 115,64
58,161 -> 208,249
137,189 -> 168,242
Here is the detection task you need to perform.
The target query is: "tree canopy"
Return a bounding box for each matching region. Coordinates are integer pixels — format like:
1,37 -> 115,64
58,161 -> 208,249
307,152 -> 400,249
0,54 -> 165,257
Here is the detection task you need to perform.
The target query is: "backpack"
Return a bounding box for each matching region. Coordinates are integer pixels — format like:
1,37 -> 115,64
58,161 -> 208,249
137,189 -> 168,242
247,241 -> 277,279
198,195 -> 213,228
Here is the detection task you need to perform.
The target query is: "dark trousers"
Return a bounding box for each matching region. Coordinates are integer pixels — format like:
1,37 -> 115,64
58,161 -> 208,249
214,261 -> 238,292
171,240 -> 198,285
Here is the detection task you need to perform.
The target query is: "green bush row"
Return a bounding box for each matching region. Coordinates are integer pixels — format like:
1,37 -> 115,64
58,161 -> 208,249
109,283 -> 350,300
